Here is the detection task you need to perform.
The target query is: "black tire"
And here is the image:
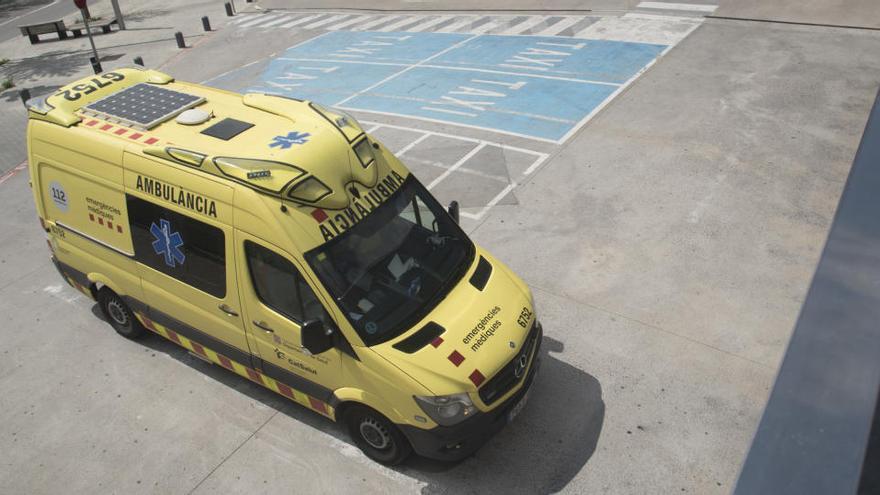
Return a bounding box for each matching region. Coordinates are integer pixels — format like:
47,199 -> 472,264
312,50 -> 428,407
344,405 -> 412,465
98,288 -> 146,340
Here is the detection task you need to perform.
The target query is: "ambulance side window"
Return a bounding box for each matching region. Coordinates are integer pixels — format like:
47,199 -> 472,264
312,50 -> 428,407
127,195 -> 226,298
245,241 -> 329,325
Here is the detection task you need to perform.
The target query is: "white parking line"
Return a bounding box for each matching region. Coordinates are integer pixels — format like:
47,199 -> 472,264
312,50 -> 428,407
334,34 -> 478,107
426,143 -> 487,190
394,133 -> 431,156
637,1 -> 717,12
357,121 -> 550,220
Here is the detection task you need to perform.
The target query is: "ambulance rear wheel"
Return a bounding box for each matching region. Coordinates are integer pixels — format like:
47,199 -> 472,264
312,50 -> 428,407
345,406 -> 412,465
98,289 -> 146,340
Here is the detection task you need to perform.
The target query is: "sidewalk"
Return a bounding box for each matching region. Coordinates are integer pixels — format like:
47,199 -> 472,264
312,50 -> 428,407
0,0 -> 251,175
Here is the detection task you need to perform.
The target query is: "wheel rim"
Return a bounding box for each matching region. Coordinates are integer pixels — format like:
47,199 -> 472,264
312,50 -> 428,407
359,416 -> 391,450
107,299 -> 129,327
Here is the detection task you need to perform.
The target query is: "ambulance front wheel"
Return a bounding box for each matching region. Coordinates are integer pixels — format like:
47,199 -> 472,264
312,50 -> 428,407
98,288 -> 147,340
345,405 -> 412,465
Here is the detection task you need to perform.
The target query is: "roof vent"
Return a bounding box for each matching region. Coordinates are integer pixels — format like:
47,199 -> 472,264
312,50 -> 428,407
177,108 -> 212,125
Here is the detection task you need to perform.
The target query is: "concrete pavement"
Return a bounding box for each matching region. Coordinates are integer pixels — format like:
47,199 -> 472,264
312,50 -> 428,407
1,1 -> 879,493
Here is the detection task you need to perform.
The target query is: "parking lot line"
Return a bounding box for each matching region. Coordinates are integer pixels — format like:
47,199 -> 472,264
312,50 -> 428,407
426,142 -> 487,190
394,133 -> 432,155
334,34 -> 479,107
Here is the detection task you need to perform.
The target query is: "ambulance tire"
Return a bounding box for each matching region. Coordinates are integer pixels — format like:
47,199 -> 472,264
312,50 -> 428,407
98,289 -> 147,340
345,405 -> 412,465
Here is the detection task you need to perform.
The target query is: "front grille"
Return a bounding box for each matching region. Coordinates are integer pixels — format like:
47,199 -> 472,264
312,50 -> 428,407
478,322 -> 539,405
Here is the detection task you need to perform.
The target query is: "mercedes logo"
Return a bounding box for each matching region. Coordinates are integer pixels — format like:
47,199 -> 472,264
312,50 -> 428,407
514,353 -> 529,378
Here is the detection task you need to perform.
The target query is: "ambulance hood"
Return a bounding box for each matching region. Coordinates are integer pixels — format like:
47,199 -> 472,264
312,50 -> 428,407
371,251 -> 535,398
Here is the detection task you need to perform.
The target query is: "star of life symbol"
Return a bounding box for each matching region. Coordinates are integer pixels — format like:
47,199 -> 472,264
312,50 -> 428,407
150,218 -> 185,268
269,131 -> 311,149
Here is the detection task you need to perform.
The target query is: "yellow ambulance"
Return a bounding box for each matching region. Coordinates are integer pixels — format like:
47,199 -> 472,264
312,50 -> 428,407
25,67 -> 541,464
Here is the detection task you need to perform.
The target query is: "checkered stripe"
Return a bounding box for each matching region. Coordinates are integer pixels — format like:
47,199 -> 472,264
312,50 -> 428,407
64,276 -> 93,299
82,118 -> 160,145
133,311 -> 333,418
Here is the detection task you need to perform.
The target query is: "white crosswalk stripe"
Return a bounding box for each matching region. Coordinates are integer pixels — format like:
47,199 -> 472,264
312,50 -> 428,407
238,14 -> 283,28
352,14 -> 405,31
535,16 -> 581,36
278,14 -> 324,29
378,15 -> 426,32
260,15 -> 299,28
326,15 -> 374,30
230,11 -> 705,40
405,15 -> 453,32
436,16 -> 478,33
471,19 -> 505,34
500,15 -> 547,34
302,14 -> 352,30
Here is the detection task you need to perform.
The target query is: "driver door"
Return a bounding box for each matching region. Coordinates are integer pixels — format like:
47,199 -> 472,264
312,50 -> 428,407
235,231 -> 345,403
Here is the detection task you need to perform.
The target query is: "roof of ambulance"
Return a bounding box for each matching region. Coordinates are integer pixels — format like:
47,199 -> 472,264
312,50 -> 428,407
40,68 -> 356,182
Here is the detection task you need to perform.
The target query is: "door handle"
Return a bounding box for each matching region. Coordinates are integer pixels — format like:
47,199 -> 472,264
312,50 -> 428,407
218,304 -> 239,317
252,320 -> 274,333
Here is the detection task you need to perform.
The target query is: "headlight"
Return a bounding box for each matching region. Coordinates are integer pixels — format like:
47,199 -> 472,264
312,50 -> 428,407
414,393 -> 477,426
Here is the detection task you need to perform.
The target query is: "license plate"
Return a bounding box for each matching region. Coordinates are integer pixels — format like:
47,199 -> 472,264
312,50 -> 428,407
508,389 -> 531,422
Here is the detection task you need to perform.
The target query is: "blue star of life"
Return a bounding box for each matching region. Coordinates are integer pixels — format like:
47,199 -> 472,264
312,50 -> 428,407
150,219 -> 185,268
269,131 -> 311,149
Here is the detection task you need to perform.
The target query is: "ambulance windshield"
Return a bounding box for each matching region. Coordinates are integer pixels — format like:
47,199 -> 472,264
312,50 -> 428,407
305,177 -> 474,345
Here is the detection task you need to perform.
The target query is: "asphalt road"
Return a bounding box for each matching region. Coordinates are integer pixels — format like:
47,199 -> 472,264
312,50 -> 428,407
0,0 -> 77,44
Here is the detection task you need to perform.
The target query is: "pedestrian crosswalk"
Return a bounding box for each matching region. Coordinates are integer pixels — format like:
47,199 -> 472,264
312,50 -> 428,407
229,12 -> 607,38
229,11 -> 704,45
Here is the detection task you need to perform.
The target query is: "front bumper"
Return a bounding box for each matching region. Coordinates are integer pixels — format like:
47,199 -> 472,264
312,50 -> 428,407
399,321 -> 543,462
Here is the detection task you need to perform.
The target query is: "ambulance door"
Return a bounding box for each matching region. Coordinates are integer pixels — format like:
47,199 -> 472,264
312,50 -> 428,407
235,231 -> 345,396
124,167 -> 251,364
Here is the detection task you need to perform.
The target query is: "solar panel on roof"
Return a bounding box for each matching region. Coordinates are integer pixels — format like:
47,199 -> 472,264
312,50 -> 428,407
82,83 -> 205,130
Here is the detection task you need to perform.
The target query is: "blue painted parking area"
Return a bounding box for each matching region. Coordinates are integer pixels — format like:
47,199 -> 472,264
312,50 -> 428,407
249,31 -> 669,142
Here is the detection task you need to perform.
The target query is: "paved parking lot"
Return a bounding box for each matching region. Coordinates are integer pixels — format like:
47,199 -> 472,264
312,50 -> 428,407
210,11 -> 703,226
2,1 -> 880,494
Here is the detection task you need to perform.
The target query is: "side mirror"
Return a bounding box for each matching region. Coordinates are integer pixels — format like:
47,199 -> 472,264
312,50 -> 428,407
447,200 -> 460,224
301,319 -> 334,355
